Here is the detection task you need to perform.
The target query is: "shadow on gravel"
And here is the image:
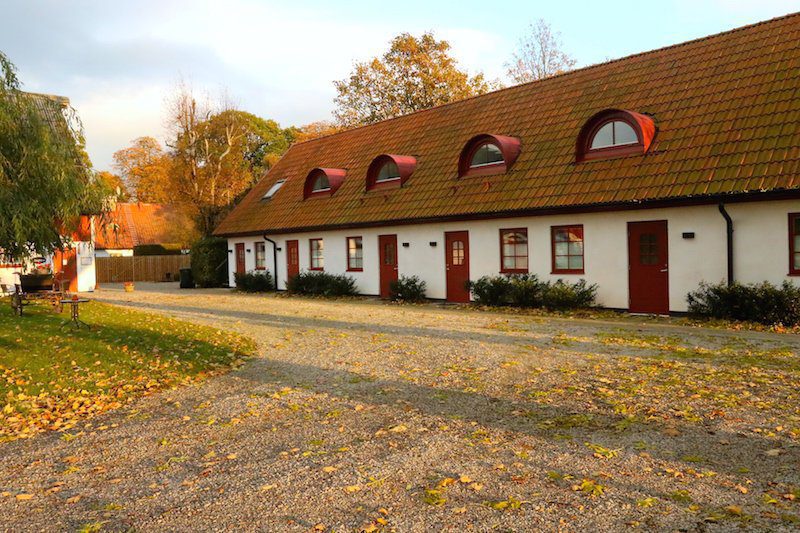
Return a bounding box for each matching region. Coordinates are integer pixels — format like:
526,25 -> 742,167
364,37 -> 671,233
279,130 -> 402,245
236,355 -> 800,491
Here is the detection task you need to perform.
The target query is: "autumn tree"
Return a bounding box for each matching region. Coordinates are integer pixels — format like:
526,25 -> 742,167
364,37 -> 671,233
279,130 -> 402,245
289,121 -> 342,144
165,85 -> 281,236
95,171 -> 129,201
333,32 -> 495,127
112,136 -> 171,203
0,51 -> 106,260
506,19 -> 576,84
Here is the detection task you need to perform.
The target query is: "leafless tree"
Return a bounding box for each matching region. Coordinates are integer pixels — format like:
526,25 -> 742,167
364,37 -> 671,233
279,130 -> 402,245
506,19 -> 576,84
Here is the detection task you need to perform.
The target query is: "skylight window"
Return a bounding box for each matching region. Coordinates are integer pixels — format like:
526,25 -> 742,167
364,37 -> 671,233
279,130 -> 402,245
262,179 -> 286,200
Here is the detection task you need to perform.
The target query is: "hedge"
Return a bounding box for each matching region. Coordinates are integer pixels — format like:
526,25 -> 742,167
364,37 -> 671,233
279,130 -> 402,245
687,281 -> 800,326
389,275 -> 427,302
468,274 -> 597,310
234,271 -> 275,292
286,271 -> 358,297
191,237 -> 228,288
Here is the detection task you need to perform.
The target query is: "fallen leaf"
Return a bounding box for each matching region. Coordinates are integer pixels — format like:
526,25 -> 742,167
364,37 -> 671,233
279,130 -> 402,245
66,495 -> 81,504
15,494 -> 33,501
322,466 -> 337,473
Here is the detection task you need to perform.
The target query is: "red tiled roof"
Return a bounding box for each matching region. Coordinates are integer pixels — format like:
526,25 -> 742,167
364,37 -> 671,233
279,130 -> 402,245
95,203 -> 178,249
215,13 -> 800,237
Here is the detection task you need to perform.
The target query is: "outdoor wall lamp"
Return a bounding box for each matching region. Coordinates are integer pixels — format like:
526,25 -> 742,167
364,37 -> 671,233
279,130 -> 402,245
246,249 -> 251,253
429,241 -> 437,247
402,242 -> 410,248
227,250 -> 233,253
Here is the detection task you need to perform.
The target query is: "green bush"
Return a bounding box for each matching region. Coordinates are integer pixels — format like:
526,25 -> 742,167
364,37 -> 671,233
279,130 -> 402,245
540,279 -> 597,310
234,271 -> 274,292
389,275 -> 427,302
468,274 -> 597,310
286,271 -> 358,297
191,237 -> 228,288
133,243 -> 184,256
468,275 -> 513,306
687,281 -> 800,326
507,274 -> 543,308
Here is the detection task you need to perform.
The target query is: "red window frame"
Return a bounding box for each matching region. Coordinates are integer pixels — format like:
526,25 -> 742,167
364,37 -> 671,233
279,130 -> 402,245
551,225 -> 585,274
309,238 -> 324,271
499,228 -> 528,274
254,242 -> 266,270
346,236 -> 363,272
790,213 -> 800,276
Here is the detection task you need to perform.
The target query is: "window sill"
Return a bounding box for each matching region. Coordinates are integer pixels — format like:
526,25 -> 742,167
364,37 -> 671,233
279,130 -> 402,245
459,163 -> 507,178
347,268 -> 363,272
309,267 -> 324,271
788,271 -> 800,277
255,267 -> 266,271
366,179 -> 402,192
552,269 -> 585,275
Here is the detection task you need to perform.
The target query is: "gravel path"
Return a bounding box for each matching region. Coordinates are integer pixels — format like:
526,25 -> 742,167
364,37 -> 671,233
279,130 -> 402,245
1,285 -> 798,532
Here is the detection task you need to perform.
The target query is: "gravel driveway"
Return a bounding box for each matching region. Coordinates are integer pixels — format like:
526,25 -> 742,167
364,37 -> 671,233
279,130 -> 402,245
1,284 -> 798,532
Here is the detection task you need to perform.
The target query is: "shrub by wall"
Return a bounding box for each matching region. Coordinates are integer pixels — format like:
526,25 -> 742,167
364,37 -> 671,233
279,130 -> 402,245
191,237 -> 228,288
468,274 -> 597,310
133,243 -> 184,256
389,275 -> 427,302
286,271 -> 358,297
687,281 -> 800,326
234,271 -> 274,293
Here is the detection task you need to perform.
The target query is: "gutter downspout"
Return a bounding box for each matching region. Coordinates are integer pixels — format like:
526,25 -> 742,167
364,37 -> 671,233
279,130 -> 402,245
718,203 -> 734,286
263,235 -> 279,291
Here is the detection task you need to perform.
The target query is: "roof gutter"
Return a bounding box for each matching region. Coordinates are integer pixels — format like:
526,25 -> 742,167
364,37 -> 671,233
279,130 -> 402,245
718,203 -> 734,286
262,234 -> 279,291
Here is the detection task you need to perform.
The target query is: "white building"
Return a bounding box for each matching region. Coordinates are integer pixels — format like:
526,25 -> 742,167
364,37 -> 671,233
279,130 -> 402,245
215,14 -> 800,314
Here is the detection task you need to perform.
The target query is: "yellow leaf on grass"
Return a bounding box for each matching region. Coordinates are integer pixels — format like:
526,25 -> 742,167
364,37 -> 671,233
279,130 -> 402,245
322,466 -> 337,473
66,495 -> 81,504
15,494 -> 33,501
459,475 -> 473,483
260,484 -> 277,492
344,485 -> 361,493
389,425 -> 408,433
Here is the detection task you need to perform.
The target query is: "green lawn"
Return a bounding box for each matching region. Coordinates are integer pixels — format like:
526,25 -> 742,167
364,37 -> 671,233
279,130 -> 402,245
0,298 -> 255,441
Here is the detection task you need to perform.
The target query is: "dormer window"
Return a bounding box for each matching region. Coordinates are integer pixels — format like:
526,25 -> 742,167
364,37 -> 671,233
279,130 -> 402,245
470,142 -> 504,168
366,154 -> 416,191
577,109 -> 656,162
376,161 -> 400,183
589,120 -> 638,149
311,174 -> 331,192
458,134 -> 521,178
303,168 -> 346,199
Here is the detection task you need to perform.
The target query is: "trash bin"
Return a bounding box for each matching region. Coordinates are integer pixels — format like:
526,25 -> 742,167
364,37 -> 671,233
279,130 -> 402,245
179,268 -> 195,289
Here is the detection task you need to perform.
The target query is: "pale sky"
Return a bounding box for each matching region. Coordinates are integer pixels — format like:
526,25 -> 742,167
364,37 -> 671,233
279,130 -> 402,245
1,0 -> 796,171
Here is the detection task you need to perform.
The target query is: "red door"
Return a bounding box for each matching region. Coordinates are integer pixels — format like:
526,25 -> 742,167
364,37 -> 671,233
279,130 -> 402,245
53,247 -> 78,292
628,220 -> 669,314
286,240 -> 299,280
445,231 -> 470,303
235,243 -> 246,275
378,234 -> 398,298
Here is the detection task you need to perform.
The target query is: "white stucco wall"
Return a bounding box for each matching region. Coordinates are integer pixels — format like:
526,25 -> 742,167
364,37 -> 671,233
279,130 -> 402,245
0,266 -> 23,288
226,199 -> 800,312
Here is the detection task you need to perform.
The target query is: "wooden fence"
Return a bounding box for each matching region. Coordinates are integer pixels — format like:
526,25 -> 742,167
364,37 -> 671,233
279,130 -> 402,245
96,255 -> 191,283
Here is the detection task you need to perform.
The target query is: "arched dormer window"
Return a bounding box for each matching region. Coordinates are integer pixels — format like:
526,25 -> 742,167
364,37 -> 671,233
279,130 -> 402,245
303,168 -> 346,199
366,154 -> 417,191
458,134 -> 521,177
577,109 -> 656,162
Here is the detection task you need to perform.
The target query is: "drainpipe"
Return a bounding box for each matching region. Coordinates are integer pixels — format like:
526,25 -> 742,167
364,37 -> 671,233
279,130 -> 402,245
263,235 -> 279,290
718,203 -> 734,286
